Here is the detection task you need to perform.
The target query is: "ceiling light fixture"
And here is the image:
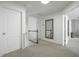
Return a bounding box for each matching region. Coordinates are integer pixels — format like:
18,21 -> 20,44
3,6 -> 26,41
41,1 -> 50,4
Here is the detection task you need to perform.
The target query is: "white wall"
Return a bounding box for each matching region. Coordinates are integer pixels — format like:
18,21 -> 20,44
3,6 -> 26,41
28,16 -> 37,30
38,12 -> 63,45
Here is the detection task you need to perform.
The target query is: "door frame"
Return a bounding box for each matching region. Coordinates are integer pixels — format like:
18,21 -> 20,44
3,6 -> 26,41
63,15 -> 69,46
0,7 -> 23,49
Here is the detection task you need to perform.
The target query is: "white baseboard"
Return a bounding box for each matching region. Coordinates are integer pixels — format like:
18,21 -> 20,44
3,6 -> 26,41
42,38 -> 62,45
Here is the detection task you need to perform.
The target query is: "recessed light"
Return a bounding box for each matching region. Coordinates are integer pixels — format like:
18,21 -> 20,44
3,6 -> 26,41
41,1 -> 50,4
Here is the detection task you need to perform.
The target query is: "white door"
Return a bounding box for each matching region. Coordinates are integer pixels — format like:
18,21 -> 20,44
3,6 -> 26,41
0,7 -> 21,56
0,7 -> 7,56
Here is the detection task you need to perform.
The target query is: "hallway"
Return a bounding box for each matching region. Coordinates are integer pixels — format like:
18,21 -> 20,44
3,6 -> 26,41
0,1 -> 79,57
3,40 -> 79,57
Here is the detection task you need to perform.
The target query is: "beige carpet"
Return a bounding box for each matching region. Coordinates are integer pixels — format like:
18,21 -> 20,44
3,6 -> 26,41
2,40 -> 79,57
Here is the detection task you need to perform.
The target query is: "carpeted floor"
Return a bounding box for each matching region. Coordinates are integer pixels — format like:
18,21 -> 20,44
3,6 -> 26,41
2,40 -> 79,57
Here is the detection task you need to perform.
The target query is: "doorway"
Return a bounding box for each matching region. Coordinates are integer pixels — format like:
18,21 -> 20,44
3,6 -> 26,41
63,7 -> 79,55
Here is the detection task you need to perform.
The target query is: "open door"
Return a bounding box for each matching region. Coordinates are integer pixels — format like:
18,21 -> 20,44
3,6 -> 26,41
63,15 -> 70,46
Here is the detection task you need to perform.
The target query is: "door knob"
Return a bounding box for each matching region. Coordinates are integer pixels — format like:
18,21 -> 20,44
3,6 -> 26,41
3,33 -> 6,35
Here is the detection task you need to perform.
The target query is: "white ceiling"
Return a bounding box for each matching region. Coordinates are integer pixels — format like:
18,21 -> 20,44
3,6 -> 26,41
67,7 -> 79,20
16,1 -> 73,17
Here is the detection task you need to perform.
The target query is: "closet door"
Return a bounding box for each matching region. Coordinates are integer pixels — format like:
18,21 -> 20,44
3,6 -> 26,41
0,7 -> 21,56
0,7 -> 7,56
4,8 -> 21,53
